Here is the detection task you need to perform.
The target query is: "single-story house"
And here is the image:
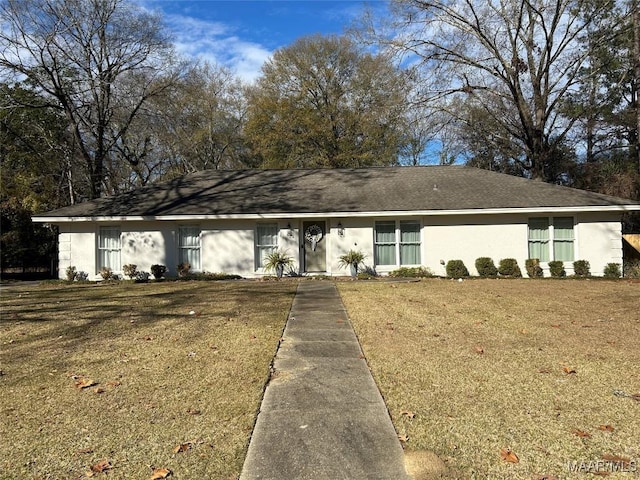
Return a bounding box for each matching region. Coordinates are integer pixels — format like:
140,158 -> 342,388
32,166 -> 640,279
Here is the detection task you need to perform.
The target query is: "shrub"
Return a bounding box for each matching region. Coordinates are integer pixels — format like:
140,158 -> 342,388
150,264 -> 167,279
475,257 -> 498,277
525,258 -> 543,278
388,266 -> 433,278
548,260 -> 565,278
76,271 -> 89,281
604,263 -> 621,279
177,262 -> 191,277
123,264 -> 138,280
136,271 -> 150,281
498,258 -> 522,277
623,260 -> 640,278
573,260 -> 590,278
446,260 -> 469,278
99,267 -> 114,280
65,266 -> 77,282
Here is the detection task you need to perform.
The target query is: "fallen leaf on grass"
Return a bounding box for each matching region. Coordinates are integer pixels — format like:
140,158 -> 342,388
499,448 -> 519,463
106,380 -> 121,388
398,434 -> 409,442
571,428 -> 591,438
400,411 -> 415,419
75,377 -> 97,389
87,459 -> 112,475
173,443 -> 191,454
93,387 -> 105,394
562,366 -> 577,374
187,408 -> 201,415
598,425 -> 615,432
474,346 -> 484,354
150,467 -> 172,479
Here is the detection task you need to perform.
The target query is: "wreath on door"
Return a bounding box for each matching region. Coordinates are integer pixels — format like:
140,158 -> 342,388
304,224 -> 323,251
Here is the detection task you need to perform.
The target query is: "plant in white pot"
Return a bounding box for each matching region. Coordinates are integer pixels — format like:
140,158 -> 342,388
338,249 -> 366,277
263,250 -> 294,278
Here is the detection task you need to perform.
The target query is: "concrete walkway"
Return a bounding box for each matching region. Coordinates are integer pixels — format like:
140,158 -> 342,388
240,281 -> 409,480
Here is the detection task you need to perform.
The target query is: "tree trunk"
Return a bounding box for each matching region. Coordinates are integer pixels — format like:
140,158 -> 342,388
634,0 -> 640,172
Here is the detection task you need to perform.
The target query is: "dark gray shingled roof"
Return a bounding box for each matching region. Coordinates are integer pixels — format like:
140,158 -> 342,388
35,166 -> 640,218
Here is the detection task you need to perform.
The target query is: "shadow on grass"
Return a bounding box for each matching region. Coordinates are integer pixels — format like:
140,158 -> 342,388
0,280 -> 298,378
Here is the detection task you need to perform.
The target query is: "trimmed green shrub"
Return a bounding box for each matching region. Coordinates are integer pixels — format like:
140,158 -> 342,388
150,264 -> 167,279
446,260 -> 469,278
525,258 -> 543,278
548,260 -> 565,278
604,263 -> 621,279
498,258 -> 522,277
624,260 -> 640,278
475,257 -> 498,277
388,266 -> 434,278
573,260 -> 590,277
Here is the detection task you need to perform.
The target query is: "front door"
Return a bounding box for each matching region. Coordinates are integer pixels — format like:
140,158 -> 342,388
303,221 -> 326,272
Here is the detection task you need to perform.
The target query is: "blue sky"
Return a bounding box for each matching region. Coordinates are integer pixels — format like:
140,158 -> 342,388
145,1 -> 384,82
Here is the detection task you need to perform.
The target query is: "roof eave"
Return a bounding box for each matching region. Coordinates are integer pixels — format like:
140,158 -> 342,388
31,204 -> 640,223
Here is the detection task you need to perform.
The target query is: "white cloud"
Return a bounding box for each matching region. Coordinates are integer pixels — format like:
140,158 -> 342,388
164,13 -> 272,83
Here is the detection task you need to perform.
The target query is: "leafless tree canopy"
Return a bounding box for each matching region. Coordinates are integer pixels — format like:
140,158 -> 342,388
0,0 -> 179,199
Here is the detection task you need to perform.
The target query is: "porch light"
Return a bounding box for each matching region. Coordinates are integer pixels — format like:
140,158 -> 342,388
337,222 -> 345,237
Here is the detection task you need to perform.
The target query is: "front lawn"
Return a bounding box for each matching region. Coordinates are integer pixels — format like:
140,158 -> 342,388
0,280 -> 296,479
338,279 -> 640,479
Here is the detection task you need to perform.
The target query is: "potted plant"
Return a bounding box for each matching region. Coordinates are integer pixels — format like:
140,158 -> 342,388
338,250 -> 365,277
263,250 -> 294,278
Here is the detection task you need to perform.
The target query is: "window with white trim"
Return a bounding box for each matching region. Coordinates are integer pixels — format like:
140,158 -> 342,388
255,223 -> 278,269
178,226 -> 201,271
528,217 -> 574,262
98,226 -> 121,271
374,220 -> 421,266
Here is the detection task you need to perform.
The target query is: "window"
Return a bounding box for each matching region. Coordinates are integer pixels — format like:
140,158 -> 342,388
528,217 -> 574,262
400,221 -> 421,265
374,221 -> 396,265
98,226 -> 121,271
374,220 -> 421,267
528,218 -> 550,262
552,217 -> 574,261
178,226 -> 201,270
256,223 -> 278,269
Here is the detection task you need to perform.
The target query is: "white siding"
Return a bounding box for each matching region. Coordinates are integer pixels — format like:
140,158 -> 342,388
422,214 -> 526,276
53,212 -> 625,279
575,213 -> 623,276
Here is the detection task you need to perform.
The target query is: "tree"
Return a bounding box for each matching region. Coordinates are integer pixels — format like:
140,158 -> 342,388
245,34 -> 410,168
155,63 -> 254,175
375,0 -> 620,180
561,2 -> 637,166
0,82 -> 75,209
0,0 -> 178,199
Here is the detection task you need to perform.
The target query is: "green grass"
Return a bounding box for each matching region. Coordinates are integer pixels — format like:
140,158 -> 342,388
338,278 -> 640,479
0,280 -> 297,479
